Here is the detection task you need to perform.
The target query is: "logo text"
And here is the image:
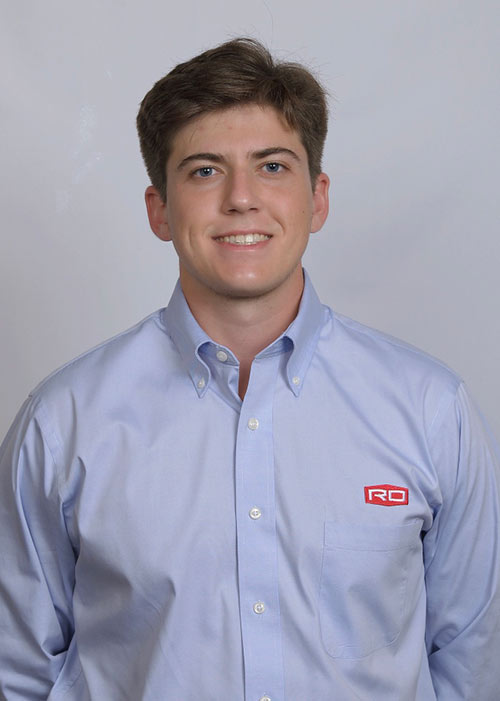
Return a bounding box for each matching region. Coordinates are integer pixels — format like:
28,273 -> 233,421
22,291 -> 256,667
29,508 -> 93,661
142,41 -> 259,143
364,484 -> 409,506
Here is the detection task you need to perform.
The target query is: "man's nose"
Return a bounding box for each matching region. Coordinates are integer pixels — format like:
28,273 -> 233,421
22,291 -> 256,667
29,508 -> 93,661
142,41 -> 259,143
222,169 -> 260,213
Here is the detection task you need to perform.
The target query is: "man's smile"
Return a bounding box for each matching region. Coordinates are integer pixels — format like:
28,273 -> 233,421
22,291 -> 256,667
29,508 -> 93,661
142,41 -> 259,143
214,232 -> 272,246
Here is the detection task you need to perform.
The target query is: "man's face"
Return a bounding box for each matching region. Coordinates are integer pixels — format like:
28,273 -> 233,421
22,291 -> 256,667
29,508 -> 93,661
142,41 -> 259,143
146,104 -> 329,303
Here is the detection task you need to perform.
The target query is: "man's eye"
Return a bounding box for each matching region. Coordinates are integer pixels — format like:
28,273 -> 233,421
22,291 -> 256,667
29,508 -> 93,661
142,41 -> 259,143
263,162 -> 282,173
194,166 -> 215,177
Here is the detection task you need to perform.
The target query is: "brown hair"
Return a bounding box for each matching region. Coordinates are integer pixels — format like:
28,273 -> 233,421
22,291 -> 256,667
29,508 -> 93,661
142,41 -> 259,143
136,37 -> 328,200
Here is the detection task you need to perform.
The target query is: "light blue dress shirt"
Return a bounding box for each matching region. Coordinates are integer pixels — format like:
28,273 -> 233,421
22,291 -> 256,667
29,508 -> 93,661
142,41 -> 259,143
1,272 -> 499,700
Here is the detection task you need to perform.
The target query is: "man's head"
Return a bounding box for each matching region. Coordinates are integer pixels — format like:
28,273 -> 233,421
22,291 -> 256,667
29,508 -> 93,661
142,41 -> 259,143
137,37 -> 328,201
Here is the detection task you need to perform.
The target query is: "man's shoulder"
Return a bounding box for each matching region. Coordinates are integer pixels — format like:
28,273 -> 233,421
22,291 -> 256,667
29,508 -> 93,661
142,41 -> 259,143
326,307 -> 462,400
30,309 -> 170,403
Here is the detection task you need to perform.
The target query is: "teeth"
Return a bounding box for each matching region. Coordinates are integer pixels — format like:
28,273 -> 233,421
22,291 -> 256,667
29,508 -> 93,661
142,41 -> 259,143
218,233 -> 271,245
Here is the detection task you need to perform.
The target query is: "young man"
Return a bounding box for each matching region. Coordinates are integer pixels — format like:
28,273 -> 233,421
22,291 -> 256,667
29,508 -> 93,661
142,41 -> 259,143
0,38 -> 499,700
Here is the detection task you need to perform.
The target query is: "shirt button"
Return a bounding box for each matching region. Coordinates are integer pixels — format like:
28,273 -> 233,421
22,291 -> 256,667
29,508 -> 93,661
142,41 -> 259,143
253,601 -> 265,614
292,376 -> 300,385
247,417 -> 259,431
197,378 -> 205,389
216,350 -> 228,362
260,697 -> 272,701
249,507 -> 262,520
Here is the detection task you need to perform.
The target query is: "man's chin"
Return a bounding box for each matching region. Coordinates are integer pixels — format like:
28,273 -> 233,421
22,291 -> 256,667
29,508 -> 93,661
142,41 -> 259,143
209,267 -> 303,303
214,282 -> 275,301
180,265 -> 303,305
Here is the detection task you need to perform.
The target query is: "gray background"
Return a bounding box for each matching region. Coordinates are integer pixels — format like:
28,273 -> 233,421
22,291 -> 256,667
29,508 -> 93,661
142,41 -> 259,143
1,1 -> 499,438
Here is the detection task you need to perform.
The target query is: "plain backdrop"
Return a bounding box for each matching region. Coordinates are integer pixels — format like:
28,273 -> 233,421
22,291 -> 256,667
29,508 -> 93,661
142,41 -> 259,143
1,1 -> 499,439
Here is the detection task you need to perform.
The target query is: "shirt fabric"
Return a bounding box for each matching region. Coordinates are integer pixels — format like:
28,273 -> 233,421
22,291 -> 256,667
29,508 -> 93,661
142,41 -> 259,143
1,271 -> 499,700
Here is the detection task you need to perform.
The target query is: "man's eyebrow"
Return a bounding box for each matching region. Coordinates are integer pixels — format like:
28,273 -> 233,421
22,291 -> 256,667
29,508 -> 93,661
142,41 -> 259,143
252,147 -> 301,162
176,153 -> 224,171
176,147 -> 302,171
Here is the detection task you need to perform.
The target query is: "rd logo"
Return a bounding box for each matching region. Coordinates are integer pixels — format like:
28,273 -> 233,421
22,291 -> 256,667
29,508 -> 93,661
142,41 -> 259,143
364,484 -> 409,506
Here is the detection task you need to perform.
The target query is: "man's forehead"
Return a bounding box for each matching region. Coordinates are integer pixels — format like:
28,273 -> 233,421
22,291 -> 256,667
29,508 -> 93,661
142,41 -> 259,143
168,104 -> 303,163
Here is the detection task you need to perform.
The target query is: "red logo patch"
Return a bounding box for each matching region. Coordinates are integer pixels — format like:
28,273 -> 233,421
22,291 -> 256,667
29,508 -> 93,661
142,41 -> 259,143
364,484 -> 409,506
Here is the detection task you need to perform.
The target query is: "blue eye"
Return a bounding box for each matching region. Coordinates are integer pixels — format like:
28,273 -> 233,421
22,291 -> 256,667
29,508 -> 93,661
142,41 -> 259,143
194,166 -> 215,177
264,162 -> 282,173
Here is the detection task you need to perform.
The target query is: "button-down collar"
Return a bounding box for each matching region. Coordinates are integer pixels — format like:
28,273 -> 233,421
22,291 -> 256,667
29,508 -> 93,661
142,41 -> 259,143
162,269 -> 326,398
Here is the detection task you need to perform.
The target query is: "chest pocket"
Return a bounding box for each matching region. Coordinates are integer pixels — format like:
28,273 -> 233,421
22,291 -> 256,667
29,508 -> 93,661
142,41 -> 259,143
319,520 -> 422,659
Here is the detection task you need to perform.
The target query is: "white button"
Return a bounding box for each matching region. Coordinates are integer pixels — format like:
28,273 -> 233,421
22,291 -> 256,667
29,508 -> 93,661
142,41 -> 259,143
197,378 -> 205,389
260,696 -> 272,701
249,507 -> 262,520
253,601 -> 265,614
247,418 -> 259,431
216,350 -> 228,362
292,376 -> 300,385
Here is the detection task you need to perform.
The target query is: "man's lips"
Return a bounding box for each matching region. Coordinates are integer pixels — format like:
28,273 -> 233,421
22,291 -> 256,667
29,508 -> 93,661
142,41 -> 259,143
214,232 -> 272,246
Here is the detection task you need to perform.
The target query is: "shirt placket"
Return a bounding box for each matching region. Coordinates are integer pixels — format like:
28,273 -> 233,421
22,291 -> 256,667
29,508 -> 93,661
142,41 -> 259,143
235,353 -> 285,701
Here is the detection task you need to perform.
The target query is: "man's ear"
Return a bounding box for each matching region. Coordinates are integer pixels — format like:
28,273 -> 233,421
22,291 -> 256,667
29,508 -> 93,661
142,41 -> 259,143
310,173 -> 330,234
145,186 -> 172,241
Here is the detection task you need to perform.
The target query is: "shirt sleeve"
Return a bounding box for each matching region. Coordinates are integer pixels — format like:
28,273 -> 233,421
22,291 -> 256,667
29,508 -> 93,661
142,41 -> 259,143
424,382 -> 500,699
0,396 -> 76,699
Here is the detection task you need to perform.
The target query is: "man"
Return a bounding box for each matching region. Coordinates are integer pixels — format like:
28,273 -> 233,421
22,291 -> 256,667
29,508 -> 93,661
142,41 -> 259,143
0,38 -> 499,700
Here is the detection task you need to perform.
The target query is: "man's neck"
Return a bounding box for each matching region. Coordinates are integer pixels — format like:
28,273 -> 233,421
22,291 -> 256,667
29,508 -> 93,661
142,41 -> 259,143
180,269 -> 304,398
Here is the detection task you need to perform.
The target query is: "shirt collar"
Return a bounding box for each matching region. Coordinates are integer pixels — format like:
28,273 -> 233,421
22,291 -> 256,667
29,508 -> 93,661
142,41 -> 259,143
161,269 -> 326,398
279,269 -> 326,395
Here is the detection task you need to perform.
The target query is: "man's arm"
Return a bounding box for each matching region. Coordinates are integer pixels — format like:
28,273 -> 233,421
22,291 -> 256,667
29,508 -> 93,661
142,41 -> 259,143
0,396 -> 75,699
424,383 -> 500,699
